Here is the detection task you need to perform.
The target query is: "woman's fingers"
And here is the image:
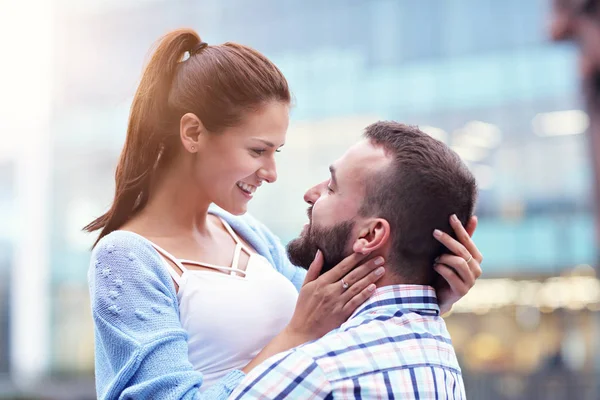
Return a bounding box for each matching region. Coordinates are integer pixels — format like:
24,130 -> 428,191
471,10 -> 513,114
339,261 -> 385,302
431,216 -> 484,313
289,251 -> 382,341
434,263 -> 469,298
303,250 -> 324,286
435,254 -> 476,288
337,256 -> 385,289
433,228 -> 470,262
341,283 -> 378,316
319,252 -> 371,284
448,214 -> 483,264
465,215 -> 478,238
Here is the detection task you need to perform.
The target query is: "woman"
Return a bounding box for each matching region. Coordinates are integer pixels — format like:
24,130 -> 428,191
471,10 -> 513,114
86,28 -> 483,400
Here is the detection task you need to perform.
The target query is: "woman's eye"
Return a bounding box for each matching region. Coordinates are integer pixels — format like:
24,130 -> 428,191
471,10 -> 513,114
327,185 -> 334,193
252,149 -> 266,156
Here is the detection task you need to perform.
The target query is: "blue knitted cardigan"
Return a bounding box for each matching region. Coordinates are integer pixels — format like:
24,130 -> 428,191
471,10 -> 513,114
88,206 -> 306,399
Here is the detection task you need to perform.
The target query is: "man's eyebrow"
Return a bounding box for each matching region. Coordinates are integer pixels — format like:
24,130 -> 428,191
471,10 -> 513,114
329,165 -> 338,186
251,138 -> 285,148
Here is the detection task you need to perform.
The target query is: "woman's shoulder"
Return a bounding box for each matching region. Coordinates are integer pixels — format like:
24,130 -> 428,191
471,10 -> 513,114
93,230 -> 157,261
90,230 -> 173,289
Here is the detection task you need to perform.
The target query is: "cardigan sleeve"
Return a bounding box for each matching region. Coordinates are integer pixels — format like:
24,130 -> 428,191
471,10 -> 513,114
89,231 -> 245,400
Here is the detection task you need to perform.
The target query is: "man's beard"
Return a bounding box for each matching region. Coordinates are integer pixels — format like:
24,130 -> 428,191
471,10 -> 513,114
287,217 -> 355,275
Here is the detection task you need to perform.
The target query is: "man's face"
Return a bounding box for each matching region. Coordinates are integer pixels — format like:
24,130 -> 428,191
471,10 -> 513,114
287,139 -> 391,272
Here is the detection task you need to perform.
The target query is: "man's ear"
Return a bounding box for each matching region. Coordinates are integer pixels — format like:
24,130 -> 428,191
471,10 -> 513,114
352,218 -> 390,255
180,113 -> 206,153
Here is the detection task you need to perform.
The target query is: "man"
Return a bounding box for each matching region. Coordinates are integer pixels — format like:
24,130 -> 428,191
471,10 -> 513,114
230,121 -> 480,399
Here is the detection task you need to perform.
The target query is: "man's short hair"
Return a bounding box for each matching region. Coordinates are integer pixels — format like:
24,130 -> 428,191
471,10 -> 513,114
361,121 -> 477,283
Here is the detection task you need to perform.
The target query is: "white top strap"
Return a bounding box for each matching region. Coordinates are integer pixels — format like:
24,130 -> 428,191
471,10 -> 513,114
179,259 -> 247,277
149,242 -> 188,285
161,258 -> 183,286
219,218 -> 252,255
230,244 -> 242,276
219,217 -> 254,274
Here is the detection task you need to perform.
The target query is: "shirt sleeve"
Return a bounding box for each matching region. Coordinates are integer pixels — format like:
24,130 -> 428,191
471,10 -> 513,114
89,231 -> 245,400
229,350 -> 332,400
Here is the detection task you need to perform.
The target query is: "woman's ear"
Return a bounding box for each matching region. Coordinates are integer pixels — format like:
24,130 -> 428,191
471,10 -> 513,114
352,218 -> 390,255
180,113 -> 205,153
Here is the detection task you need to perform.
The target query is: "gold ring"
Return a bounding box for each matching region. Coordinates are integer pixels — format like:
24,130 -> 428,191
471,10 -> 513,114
465,255 -> 473,264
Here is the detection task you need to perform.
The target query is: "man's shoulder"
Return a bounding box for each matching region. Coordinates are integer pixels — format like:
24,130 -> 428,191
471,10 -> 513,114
296,310 -> 461,381
291,318 -> 382,380
233,314 -> 464,399
299,308 -> 429,353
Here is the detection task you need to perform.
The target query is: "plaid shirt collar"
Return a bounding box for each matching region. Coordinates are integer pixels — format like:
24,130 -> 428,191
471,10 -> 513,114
349,284 -> 440,320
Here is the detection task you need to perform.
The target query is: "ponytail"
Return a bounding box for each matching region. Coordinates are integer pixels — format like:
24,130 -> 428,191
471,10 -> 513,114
84,29 -> 201,246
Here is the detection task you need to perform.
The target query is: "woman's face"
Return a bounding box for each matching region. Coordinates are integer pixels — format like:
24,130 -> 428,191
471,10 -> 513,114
194,101 -> 290,215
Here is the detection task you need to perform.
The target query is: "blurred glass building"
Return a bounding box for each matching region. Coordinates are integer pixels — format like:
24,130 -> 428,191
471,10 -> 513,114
1,0 -> 599,398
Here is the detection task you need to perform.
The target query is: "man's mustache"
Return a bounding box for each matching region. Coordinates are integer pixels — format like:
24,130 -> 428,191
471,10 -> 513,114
306,206 -> 313,223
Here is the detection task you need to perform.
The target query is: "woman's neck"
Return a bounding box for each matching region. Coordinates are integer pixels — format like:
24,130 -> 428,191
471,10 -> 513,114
129,164 -> 213,239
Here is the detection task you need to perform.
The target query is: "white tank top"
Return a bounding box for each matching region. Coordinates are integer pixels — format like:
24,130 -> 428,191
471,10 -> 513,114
148,218 -> 299,391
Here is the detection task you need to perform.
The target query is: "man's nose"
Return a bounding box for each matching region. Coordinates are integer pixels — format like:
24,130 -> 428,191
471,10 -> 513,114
303,181 -> 326,205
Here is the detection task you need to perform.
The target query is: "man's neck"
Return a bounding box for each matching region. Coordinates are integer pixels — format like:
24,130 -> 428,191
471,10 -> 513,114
372,265 -> 431,288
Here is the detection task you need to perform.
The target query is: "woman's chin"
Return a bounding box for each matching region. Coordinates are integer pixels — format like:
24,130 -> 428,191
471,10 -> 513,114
217,201 -> 249,216
230,208 -> 248,216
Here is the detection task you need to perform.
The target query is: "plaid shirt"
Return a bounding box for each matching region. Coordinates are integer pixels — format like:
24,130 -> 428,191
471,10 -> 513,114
230,285 -> 465,400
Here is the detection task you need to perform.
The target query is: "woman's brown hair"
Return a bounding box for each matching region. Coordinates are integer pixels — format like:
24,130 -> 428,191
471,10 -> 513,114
84,28 -> 290,246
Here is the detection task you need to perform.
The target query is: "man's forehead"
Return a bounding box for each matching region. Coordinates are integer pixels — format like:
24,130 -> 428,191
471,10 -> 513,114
333,139 -> 391,182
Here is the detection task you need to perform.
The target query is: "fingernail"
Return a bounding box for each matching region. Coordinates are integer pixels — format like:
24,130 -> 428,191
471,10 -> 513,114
375,267 -> 385,276
368,284 -> 376,292
433,229 -> 442,238
434,257 -> 440,263
374,257 -> 385,266
451,214 -> 459,223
